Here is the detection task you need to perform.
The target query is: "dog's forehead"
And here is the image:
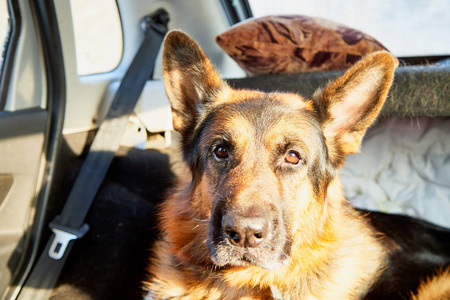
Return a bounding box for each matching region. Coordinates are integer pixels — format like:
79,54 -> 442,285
204,89 -> 322,149
215,88 -> 314,110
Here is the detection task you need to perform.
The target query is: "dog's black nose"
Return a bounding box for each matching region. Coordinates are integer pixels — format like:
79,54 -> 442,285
222,207 -> 269,248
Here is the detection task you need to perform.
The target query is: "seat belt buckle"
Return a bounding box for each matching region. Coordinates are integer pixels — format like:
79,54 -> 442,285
48,217 -> 89,260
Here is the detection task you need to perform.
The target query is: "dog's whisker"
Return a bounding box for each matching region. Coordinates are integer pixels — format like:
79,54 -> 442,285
193,218 -> 208,223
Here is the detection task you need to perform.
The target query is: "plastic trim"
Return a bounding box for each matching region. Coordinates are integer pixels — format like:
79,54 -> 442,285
219,0 -> 252,25
0,0 -> 22,110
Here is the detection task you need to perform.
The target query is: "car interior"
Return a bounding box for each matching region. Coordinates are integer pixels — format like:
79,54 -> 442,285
0,0 -> 449,299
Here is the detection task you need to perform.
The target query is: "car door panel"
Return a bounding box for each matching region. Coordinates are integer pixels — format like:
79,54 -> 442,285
0,108 -> 47,296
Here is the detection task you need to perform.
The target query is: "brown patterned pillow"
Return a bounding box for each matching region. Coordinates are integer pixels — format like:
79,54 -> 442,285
216,15 -> 390,76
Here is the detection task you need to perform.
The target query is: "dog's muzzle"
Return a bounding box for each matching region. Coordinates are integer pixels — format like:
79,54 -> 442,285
222,206 -> 270,248
209,203 -> 290,270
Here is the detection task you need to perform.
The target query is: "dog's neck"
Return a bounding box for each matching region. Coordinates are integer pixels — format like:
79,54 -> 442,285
219,188 -> 385,299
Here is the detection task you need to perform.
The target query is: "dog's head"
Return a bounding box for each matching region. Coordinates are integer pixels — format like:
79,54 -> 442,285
161,31 -> 396,271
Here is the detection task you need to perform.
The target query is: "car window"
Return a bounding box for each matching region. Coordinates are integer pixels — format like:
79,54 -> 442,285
69,0 -> 123,76
248,0 -> 450,57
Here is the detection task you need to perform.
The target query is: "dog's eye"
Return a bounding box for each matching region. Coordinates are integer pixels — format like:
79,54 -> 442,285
285,151 -> 301,165
214,145 -> 229,159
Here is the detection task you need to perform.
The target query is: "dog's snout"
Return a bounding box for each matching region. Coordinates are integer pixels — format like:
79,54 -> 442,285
222,207 -> 270,248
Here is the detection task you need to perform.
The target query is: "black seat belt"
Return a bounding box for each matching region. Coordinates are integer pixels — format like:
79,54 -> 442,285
17,9 -> 169,300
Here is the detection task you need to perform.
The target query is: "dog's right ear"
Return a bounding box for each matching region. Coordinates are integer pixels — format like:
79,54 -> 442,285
163,30 -> 225,132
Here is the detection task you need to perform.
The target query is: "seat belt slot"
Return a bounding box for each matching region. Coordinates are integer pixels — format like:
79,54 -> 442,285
48,217 -> 89,260
49,229 -> 77,260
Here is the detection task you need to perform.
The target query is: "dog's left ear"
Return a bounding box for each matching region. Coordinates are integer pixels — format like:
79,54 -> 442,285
314,51 -> 397,166
163,30 -> 225,133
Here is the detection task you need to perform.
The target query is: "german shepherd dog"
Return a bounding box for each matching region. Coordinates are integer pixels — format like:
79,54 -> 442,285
144,31 -> 450,299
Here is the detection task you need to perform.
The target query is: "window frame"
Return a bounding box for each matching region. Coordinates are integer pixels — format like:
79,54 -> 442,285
219,0 -> 252,25
0,0 -> 21,110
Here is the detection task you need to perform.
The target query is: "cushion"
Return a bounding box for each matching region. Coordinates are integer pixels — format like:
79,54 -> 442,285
216,15 -> 390,76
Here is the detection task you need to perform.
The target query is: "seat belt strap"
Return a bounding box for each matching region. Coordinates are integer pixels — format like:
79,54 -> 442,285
17,9 -> 169,300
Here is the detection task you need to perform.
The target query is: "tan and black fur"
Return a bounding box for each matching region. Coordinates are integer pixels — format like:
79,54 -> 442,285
144,31 -> 450,299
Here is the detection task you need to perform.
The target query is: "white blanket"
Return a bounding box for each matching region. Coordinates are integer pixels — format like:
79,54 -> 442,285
341,116 -> 450,228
